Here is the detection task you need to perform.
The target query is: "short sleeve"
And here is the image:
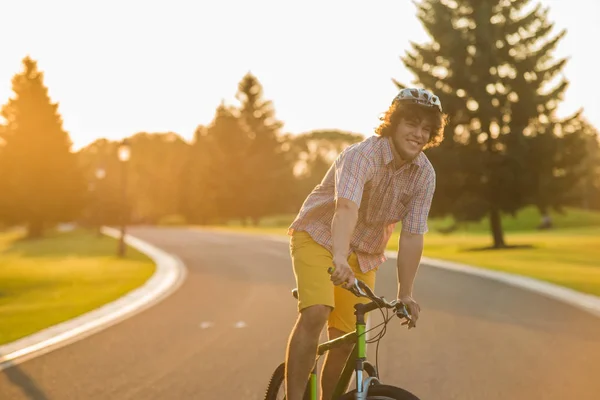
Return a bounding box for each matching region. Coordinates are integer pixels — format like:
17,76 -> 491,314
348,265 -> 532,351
402,171 -> 436,234
334,148 -> 374,208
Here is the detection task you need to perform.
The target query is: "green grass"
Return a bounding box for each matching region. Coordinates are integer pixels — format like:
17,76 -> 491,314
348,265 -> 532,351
427,206 -> 600,233
201,206 -> 600,297
386,228 -> 600,296
225,206 -> 600,233
0,229 -> 156,345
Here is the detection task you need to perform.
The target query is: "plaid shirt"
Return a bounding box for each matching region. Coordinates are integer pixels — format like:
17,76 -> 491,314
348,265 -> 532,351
288,135 -> 436,273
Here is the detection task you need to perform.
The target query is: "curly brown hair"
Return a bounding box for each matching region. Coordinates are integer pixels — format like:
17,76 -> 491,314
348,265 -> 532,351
374,101 -> 449,149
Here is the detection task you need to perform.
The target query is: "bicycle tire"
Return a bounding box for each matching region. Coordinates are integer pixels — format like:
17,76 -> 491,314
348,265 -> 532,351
265,362 -> 382,399
264,362 -> 311,400
363,361 -> 378,379
338,384 -> 420,400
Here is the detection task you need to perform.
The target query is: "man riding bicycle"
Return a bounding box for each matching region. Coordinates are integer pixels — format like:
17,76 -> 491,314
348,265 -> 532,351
284,88 -> 449,400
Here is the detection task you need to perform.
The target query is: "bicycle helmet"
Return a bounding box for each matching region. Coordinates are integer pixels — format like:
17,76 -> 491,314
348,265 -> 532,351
392,88 -> 443,113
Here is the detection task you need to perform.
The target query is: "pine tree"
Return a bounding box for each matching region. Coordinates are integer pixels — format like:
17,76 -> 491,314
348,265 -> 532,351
0,57 -> 85,237
236,72 -> 293,224
397,0 -> 571,247
203,102 -> 250,222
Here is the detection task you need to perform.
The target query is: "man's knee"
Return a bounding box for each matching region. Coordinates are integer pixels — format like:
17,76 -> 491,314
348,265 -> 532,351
298,304 -> 331,334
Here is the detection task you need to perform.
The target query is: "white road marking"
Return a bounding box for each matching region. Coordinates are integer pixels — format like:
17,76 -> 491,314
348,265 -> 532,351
234,321 -> 247,328
199,322 -> 214,329
0,227 -> 187,371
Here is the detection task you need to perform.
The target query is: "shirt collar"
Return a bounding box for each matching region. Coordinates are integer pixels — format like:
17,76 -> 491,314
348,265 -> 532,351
380,137 -> 425,168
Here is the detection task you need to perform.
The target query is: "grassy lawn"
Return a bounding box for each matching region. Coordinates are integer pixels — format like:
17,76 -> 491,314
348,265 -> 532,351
200,206 -> 600,297
0,229 -> 155,346
386,228 -> 600,296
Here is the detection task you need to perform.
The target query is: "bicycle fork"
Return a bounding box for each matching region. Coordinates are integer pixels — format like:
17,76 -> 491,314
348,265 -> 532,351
331,311 -> 379,399
349,307 -> 381,400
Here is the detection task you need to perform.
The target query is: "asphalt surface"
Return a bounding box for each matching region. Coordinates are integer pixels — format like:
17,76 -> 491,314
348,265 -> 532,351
1,226 -> 599,400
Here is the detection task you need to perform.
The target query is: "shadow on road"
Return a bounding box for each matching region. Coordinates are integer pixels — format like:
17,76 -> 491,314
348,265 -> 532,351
0,358 -> 50,400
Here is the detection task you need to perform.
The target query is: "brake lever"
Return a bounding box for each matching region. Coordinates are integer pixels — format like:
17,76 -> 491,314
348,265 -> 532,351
327,267 -> 369,298
396,303 -> 412,322
349,279 -> 368,298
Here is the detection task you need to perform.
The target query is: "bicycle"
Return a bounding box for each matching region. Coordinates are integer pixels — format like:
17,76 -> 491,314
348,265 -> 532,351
263,268 -> 421,400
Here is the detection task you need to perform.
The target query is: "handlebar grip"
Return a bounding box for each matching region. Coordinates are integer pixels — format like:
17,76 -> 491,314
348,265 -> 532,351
396,303 -> 411,320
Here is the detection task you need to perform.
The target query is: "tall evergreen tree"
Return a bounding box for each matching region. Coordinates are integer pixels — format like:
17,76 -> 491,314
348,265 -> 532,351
397,0 -> 572,247
203,102 -> 250,222
0,57 -> 84,237
236,72 -> 293,224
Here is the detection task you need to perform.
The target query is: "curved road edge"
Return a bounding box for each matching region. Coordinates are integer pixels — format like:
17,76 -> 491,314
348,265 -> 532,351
0,226 -> 187,371
260,234 -> 600,319
392,252 -> 600,318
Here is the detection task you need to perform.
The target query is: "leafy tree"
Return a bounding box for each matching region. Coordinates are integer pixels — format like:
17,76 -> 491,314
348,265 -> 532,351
180,125 -> 221,224
0,56 -> 84,237
76,138 -> 124,229
125,132 -> 190,223
78,133 -> 192,225
286,129 -> 364,208
559,116 -> 600,212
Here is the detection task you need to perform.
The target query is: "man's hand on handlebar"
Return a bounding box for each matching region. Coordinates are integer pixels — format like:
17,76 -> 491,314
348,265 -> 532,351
329,257 -> 355,289
326,266 -> 418,330
398,294 -> 420,329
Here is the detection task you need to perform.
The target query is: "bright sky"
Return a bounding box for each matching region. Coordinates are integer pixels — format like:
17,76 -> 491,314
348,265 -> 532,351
1,0 -> 598,150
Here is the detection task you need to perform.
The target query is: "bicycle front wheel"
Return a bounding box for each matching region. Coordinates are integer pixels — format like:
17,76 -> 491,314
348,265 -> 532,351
338,384 -> 420,400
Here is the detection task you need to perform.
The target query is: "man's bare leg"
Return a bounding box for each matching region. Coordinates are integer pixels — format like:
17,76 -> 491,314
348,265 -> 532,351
320,327 -> 354,400
285,305 -> 330,400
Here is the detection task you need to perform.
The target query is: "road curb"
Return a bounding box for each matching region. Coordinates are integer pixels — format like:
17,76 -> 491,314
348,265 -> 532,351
0,227 -> 187,371
383,250 -> 600,318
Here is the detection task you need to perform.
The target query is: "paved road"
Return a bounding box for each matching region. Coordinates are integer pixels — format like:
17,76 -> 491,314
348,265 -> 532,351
1,227 -> 599,400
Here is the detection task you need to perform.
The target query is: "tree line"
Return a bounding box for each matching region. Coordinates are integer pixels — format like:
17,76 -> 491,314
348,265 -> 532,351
1,0 -> 599,247
0,59 -> 364,236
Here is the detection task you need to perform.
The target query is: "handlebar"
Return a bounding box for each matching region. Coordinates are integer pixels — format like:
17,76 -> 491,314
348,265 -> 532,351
327,267 -> 412,323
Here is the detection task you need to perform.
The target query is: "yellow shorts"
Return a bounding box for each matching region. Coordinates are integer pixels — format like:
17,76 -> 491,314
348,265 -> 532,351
289,230 -> 377,333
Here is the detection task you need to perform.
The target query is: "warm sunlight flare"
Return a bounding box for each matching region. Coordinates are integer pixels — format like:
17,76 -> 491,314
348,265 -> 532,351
1,3 -> 600,399
0,0 -> 598,150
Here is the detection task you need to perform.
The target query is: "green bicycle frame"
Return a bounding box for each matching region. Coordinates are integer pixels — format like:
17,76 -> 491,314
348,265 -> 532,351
306,302 -> 373,400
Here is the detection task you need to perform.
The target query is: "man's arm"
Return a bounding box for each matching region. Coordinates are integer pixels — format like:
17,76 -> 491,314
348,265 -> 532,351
396,231 -> 424,328
331,198 -> 359,262
330,148 -> 372,286
396,231 -> 424,299
397,171 -> 436,327
330,198 -> 360,287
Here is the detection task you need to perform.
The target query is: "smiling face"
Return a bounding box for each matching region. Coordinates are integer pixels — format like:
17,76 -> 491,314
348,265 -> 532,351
390,116 -> 433,162
374,99 -> 449,159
